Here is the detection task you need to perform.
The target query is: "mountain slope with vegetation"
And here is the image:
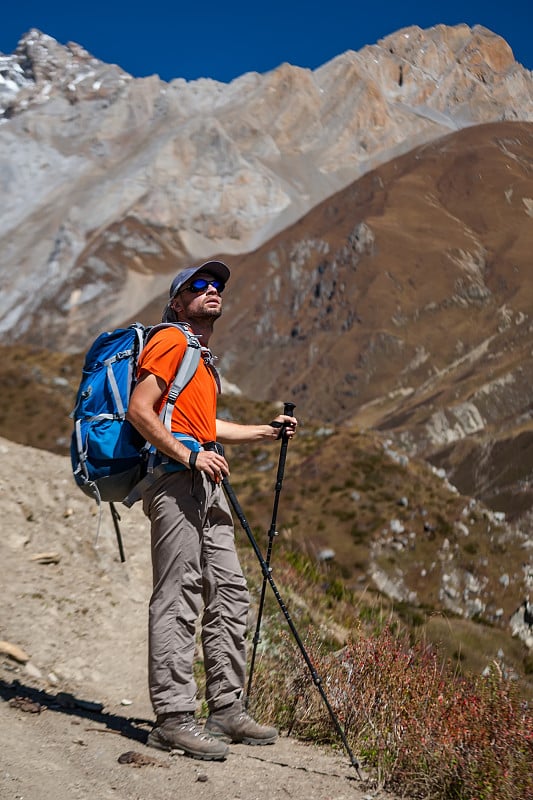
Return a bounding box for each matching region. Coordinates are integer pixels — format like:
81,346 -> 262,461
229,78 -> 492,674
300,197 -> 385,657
1,434 -> 531,799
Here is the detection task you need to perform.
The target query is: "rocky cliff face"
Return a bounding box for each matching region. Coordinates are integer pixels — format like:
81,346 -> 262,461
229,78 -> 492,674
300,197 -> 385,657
1,24 -> 531,349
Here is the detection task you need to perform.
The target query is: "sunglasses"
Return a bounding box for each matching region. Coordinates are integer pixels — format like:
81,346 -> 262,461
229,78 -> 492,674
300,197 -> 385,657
182,278 -> 225,294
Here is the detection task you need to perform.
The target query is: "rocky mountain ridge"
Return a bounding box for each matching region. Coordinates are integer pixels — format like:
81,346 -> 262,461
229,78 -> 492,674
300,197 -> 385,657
1,24 -> 532,350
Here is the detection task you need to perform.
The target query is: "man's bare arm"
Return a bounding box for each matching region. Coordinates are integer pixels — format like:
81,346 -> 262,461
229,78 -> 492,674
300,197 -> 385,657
216,414 -> 297,444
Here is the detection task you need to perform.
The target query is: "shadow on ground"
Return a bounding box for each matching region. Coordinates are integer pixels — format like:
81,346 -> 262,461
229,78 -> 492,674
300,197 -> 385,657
0,678 -> 152,744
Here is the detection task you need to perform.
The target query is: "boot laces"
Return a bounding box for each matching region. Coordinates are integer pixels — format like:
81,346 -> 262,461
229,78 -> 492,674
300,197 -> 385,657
175,714 -> 214,741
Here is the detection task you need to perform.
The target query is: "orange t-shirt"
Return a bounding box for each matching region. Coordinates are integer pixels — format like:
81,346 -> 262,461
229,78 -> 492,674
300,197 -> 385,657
137,326 -> 218,443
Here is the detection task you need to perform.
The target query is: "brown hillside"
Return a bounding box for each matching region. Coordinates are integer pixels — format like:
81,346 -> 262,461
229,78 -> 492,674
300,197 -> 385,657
200,121 -> 533,517
207,121 -> 533,426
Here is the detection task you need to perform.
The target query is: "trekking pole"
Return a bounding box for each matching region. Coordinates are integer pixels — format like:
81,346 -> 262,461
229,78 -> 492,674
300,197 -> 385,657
246,401 -> 295,704
214,445 -> 361,776
109,502 -> 126,563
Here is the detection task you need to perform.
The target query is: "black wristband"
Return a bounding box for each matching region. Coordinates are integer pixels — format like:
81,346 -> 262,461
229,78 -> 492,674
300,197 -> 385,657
189,450 -> 198,470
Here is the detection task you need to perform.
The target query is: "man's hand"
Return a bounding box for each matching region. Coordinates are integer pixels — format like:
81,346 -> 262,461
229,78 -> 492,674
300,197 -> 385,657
269,414 -> 298,440
192,449 -> 230,483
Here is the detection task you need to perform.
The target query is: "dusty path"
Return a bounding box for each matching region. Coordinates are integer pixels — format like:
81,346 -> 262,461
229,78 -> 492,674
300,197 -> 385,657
0,686 -> 379,800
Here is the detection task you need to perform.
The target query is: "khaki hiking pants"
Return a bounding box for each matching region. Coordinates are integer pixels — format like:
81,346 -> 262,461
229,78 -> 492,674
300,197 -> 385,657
142,469 -> 250,716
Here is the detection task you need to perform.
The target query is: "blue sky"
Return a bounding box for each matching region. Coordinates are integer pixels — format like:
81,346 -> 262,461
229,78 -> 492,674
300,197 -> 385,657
1,1 -> 531,82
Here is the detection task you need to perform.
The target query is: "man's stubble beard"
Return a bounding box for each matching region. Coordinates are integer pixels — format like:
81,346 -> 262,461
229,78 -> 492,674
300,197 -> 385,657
198,296 -> 222,318
187,304 -> 222,325
176,293 -> 222,327
197,307 -> 221,320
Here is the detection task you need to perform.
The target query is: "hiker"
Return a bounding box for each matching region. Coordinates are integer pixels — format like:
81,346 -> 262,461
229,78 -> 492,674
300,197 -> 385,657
126,260 -> 298,761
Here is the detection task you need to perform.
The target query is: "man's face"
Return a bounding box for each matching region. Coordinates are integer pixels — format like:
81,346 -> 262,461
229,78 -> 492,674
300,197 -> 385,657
171,272 -> 223,322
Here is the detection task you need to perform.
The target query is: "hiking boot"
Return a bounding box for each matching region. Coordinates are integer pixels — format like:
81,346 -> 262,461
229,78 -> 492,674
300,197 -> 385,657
205,701 -> 278,745
147,712 -> 229,761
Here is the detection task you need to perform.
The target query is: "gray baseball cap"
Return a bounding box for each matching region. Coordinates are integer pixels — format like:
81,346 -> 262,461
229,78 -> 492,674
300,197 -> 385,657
162,260 -> 230,321
169,260 -> 230,298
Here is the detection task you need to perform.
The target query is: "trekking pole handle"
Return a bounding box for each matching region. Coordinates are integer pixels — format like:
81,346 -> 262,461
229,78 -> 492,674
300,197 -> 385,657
281,401 -> 296,439
211,442 -> 225,457
283,401 -> 296,417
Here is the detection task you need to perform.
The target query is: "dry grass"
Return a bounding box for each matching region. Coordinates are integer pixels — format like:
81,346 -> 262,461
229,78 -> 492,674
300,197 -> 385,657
250,623 -> 532,799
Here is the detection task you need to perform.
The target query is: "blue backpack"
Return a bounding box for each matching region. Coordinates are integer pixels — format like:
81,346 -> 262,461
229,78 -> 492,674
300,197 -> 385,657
70,322 -> 202,511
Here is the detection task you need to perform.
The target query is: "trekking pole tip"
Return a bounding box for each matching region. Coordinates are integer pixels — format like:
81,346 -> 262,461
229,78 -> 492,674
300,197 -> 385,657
346,752 -> 363,778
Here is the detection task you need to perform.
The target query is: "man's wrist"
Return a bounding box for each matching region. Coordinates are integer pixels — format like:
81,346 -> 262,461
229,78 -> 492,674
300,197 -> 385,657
188,450 -> 198,470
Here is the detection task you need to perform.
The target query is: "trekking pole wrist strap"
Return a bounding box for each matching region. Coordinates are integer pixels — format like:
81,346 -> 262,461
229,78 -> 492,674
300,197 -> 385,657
269,420 -> 283,440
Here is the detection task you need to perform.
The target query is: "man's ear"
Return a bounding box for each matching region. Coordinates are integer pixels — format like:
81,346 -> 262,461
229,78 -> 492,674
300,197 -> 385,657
171,297 -> 183,316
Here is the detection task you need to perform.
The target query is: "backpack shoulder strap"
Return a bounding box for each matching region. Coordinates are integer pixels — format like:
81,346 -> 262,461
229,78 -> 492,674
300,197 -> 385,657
144,322 -> 203,431
161,334 -> 202,431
